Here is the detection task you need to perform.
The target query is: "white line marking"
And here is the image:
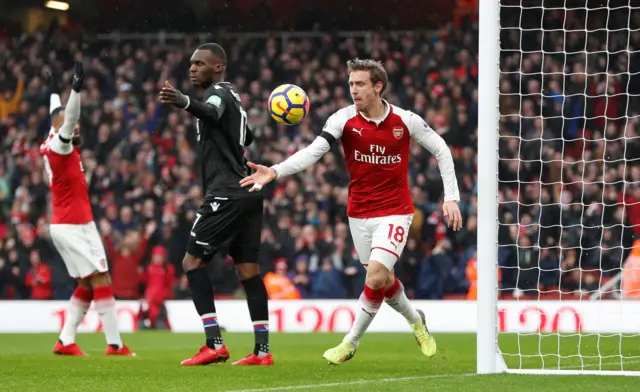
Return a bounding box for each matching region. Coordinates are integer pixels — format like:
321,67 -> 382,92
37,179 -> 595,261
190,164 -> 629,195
223,373 -> 476,392
563,359 -> 640,370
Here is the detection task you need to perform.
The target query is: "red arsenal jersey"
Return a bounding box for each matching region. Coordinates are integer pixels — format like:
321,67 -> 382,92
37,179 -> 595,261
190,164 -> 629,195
40,134 -> 94,224
322,102 -> 429,219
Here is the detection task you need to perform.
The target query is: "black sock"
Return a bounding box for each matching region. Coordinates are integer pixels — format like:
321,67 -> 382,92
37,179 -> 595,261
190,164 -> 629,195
186,268 -> 224,349
241,275 -> 270,356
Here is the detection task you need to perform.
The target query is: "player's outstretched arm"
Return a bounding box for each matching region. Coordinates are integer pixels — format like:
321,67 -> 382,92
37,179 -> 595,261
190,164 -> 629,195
47,71 -> 61,114
158,81 -> 225,123
58,61 -> 84,140
239,136 -> 331,192
409,114 -> 463,230
240,112 -> 344,192
244,126 -> 254,146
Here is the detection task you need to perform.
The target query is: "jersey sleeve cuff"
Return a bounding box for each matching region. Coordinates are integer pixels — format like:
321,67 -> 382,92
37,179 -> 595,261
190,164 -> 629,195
183,96 -> 191,109
270,165 -> 281,179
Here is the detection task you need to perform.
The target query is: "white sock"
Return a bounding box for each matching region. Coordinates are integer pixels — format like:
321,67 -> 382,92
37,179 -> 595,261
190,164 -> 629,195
384,278 -> 422,325
94,286 -> 123,347
59,287 -> 92,345
344,284 -> 385,346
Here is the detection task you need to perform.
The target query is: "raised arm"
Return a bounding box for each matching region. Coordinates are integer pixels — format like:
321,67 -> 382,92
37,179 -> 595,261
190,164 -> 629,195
158,81 -> 226,124
58,90 -> 81,140
239,111 -> 346,191
46,62 -> 83,155
50,93 -> 61,114
183,91 -> 226,123
59,62 -> 84,140
47,71 -> 61,114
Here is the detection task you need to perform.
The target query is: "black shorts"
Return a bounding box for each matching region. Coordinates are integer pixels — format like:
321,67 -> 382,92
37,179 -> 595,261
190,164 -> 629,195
186,197 -> 263,263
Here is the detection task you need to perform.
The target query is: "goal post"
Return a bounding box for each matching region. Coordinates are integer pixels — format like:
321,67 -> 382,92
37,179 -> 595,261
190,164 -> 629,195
477,0 -> 640,376
477,0 -> 502,375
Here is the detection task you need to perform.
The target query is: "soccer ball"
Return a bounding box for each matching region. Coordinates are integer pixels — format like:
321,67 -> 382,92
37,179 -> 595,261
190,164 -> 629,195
268,84 -> 310,125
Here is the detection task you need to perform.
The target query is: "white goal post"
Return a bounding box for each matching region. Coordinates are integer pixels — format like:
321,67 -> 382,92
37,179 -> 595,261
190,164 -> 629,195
477,0 -> 640,376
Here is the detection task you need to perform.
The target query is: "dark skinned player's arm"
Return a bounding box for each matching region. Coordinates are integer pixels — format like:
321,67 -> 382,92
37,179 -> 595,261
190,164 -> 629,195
245,126 -> 254,146
182,91 -> 254,146
183,93 -> 225,123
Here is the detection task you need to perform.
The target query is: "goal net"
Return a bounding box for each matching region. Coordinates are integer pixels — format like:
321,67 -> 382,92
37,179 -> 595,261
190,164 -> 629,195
478,0 -> 640,375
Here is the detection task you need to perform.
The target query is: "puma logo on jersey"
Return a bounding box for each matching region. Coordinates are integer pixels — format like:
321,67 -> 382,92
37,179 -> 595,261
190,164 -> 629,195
352,128 -> 363,136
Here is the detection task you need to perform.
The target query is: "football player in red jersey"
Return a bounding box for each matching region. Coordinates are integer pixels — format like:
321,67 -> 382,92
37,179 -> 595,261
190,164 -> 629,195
41,62 -> 134,357
241,59 -> 463,365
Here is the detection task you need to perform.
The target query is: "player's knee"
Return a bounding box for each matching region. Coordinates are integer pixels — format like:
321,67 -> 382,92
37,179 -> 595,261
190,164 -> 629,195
236,263 -> 260,281
76,277 -> 92,291
182,253 -> 203,272
89,272 -> 111,287
365,261 -> 391,289
386,269 -> 396,288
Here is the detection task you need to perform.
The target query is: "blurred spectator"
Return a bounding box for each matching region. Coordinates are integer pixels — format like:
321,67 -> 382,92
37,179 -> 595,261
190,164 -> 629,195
310,257 -> 348,299
516,236 -> 539,294
465,251 -> 502,300
622,240 -> 640,299
465,251 -> 477,300
416,238 -> 454,299
264,258 -> 300,299
2,4 -> 638,301
0,72 -> 24,121
100,219 -> 155,299
139,245 -> 175,329
24,250 -> 52,299
288,257 -> 311,298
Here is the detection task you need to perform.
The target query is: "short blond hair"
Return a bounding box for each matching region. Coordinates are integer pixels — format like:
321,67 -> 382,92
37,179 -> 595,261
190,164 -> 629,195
346,58 -> 388,95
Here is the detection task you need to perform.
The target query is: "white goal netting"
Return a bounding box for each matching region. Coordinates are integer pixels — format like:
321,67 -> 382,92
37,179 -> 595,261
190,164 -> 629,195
497,0 -> 640,374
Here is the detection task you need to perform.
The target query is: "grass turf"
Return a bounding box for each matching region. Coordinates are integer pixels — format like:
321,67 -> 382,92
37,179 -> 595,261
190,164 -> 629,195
1,332 -> 640,391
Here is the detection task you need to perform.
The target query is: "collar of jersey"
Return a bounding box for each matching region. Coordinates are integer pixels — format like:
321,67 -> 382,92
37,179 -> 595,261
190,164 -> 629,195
359,99 -> 391,125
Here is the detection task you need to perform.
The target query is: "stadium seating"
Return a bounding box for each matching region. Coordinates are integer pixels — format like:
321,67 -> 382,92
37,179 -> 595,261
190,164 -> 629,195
0,15 -> 633,301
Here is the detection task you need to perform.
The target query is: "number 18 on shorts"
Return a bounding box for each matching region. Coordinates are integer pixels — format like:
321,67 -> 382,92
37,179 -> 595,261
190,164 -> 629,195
348,214 -> 413,270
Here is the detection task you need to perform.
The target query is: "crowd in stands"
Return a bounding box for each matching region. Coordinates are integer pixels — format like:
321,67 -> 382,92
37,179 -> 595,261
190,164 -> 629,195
1,5 -> 639,303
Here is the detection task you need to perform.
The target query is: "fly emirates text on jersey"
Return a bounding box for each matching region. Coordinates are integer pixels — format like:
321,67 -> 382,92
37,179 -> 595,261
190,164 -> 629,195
353,144 -> 402,165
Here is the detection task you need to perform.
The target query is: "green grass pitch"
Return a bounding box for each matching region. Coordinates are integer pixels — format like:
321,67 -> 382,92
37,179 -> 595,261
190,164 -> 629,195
1,332 -> 640,391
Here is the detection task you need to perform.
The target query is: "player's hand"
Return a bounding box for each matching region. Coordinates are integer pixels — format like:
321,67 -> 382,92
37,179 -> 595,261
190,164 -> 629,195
239,162 -> 277,192
159,80 -> 189,109
71,61 -> 84,92
442,200 -> 463,231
